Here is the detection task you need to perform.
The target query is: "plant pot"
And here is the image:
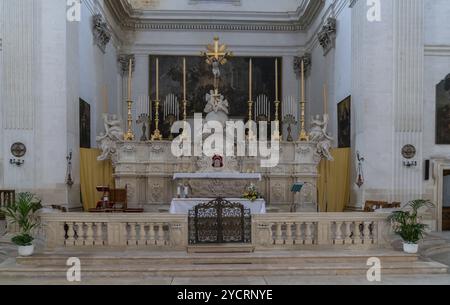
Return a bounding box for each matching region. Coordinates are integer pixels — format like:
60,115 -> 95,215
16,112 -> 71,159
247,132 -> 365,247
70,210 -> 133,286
403,242 -> 418,254
18,245 -> 34,257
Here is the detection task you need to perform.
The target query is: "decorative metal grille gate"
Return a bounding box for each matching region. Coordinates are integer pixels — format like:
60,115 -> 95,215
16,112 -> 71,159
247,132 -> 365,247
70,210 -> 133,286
188,198 -> 252,244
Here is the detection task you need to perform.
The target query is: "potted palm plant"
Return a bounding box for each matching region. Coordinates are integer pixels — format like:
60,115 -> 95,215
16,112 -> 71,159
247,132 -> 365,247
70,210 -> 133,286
1,192 -> 41,256
387,199 -> 434,254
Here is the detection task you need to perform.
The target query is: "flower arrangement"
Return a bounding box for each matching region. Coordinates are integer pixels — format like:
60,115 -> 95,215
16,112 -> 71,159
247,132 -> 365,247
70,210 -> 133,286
242,183 -> 260,202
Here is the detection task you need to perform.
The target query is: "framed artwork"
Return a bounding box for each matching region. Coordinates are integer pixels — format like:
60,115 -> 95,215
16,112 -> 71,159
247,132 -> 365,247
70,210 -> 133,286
436,74 -> 450,144
337,96 -> 351,148
79,98 -> 91,148
148,55 -> 281,138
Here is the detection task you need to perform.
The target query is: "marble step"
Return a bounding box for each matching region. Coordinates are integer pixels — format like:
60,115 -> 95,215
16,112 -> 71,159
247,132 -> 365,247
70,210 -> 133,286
0,261 -> 447,278
15,250 -> 420,266
187,244 -> 255,253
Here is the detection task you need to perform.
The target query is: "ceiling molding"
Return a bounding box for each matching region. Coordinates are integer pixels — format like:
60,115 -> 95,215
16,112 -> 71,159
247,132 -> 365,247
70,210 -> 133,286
105,0 -> 325,32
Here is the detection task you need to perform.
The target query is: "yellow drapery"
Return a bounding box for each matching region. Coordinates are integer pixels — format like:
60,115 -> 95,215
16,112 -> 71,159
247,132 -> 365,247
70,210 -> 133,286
80,148 -> 114,211
317,148 -> 351,212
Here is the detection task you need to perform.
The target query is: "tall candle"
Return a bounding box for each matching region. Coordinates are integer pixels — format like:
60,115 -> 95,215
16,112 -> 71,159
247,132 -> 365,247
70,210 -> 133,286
156,57 -> 159,101
128,58 -> 132,101
275,58 -> 278,101
249,58 -> 253,101
183,57 -> 187,101
301,60 -> 305,103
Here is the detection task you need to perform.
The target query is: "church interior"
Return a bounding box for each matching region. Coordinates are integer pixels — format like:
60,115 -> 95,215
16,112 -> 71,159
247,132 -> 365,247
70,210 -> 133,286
1,0 -> 450,286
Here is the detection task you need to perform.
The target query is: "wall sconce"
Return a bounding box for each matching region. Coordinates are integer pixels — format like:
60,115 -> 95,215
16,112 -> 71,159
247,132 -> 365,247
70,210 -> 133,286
10,158 -> 25,166
10,142 -> 26,167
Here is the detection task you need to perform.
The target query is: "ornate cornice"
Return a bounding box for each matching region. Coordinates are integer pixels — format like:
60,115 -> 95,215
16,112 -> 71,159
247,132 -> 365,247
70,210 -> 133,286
105,0 -> 325,32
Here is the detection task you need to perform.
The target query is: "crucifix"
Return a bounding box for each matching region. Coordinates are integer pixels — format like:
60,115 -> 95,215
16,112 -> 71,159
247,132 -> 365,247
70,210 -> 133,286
201,36 -> 233,94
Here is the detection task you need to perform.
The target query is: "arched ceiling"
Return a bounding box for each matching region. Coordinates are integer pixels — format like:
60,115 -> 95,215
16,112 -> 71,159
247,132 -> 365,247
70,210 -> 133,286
105,0 -> 325,32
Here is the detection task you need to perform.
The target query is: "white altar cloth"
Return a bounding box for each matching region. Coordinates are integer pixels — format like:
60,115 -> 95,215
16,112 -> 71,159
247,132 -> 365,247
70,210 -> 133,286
170,198 -> 266,214
173,173 -> 262,180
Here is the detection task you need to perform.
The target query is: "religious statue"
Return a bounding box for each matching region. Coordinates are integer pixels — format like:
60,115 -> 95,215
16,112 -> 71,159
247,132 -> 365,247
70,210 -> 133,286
204,90 -> 229,114
310,114 -> 334,161
97,114 -> 124,161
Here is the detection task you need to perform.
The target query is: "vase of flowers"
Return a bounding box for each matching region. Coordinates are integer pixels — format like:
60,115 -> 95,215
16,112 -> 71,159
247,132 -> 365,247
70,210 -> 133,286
243,183 -> 260,202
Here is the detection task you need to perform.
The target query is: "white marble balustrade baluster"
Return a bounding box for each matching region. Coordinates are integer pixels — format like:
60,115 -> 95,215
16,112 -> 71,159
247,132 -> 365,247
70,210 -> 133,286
344,221 -> 353,245
305,222 -> 313,245
294,222 -> 303,245
66,222 -> 75,246
85,222 -> 94,246
138,223 -> 147,246
74,222 -> 84,246
353,221 -> 362,244
275,223 -> 283,245
334,221 -> 343,245
363,221 -> 372,244
157,224 -> 165,246
148,224 -> 156,245
285,222 -> 293,245
128,223 -> 137,246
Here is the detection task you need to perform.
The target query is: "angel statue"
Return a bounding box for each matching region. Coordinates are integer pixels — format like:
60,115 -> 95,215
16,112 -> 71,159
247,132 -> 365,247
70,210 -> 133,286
204,90 -> 229,115
310,114 -> 334,161
96,114 -> 124,161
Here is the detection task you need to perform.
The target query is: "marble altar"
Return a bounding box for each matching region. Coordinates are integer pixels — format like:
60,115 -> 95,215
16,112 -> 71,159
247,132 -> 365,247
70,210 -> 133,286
112,140 -> 324,212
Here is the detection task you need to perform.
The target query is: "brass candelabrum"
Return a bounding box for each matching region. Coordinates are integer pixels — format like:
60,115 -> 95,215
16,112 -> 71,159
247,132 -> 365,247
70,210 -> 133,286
272,100 -> 281,141
124,100 -> 135,141
151,99 -> 162,141
298,99 -> 309,141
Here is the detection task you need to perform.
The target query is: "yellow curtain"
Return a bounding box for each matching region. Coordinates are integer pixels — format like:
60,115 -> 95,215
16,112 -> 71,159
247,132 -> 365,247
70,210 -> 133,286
317,148 -> 351,212
80,148 -> 115,211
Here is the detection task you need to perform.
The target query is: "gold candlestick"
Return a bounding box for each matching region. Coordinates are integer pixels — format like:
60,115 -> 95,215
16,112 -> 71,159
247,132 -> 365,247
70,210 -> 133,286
124,58 -> 135,141
273,58 -> 281,141
298,59 -> 309,142
247,58 -> 255,140
151,57 -> 162,141
182,57 -> 188,139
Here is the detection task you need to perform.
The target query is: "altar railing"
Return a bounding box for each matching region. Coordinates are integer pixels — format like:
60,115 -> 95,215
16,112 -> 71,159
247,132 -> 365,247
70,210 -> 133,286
40,212 -> 391,250
251,213 -> 391,249
41,213 -> 188,250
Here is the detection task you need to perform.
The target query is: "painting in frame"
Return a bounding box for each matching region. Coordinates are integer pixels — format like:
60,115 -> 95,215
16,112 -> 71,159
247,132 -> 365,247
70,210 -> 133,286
337,96 -> 351,148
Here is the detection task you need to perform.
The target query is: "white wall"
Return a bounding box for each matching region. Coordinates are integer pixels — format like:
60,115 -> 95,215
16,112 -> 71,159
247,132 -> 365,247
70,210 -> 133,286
79,1 -> 122,147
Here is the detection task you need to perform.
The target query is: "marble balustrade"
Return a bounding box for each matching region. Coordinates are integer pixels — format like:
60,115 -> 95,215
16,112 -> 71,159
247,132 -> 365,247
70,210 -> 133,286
40,212 -> 392,250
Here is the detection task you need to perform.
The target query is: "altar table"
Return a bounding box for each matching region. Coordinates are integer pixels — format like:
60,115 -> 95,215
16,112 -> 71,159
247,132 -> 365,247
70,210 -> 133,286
169,198 -> 266,214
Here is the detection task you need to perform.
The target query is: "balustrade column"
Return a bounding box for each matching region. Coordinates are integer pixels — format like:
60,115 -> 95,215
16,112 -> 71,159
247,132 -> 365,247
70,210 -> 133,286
138,223 -> 147,246
275,223 -> 283,245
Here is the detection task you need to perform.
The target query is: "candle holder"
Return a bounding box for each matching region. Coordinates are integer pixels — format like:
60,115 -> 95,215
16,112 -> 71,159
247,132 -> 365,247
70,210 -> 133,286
272,100 -> 281,141
298,99 -> 309,142
247,100 -> 256,140
151,99 -> 163,141
124,100 -> 135,141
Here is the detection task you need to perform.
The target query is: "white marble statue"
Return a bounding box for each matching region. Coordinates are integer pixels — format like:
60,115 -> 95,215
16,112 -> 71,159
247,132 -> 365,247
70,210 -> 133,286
204,90 -> 229,127
310,114 -> 334,161
96,114 -> 124,161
